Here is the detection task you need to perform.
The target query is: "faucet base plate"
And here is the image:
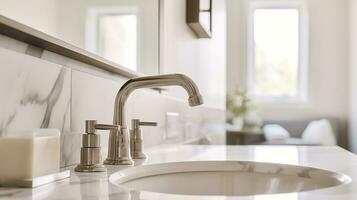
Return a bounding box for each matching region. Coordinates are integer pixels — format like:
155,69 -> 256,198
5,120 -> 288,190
104,159 -> 133,166
75,164 -> 107,172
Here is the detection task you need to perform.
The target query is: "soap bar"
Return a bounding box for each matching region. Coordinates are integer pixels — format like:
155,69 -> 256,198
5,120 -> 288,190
0,129 -> 60,183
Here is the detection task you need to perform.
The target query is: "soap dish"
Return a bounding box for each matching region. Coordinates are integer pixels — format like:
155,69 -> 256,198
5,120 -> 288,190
0,170 -> 70,188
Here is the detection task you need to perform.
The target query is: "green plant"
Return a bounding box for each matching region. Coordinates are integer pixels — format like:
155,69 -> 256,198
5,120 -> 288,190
226,90 -> 251,122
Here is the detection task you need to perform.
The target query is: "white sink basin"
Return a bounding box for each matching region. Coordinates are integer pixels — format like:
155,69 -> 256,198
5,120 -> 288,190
110,161 -> 350,196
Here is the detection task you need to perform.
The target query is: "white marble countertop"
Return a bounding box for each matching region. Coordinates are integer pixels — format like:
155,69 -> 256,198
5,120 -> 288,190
0,145 -> 357,200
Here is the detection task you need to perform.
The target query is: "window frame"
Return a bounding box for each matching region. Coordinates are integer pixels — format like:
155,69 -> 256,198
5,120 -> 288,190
247,0 -> 309,103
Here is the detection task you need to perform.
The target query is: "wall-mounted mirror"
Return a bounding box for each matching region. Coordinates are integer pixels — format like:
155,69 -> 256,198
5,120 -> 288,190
0,0 -> 159,75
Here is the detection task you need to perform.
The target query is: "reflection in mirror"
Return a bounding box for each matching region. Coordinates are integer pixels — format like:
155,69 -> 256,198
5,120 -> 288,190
199,0 -> 212,32
0,0 -> 159,75
87,11 -> 138,71
200,0 -> 211,10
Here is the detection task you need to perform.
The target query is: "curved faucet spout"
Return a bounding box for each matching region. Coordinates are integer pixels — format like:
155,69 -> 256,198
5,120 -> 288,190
113,74 -> 203,128
104,73 -> 203,165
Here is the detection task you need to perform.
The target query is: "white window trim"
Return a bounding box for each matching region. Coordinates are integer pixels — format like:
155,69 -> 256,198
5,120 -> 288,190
247,0 -> 309,104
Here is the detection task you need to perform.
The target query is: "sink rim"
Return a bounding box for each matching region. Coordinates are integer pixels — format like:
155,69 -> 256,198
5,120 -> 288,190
109,160 -> 351,196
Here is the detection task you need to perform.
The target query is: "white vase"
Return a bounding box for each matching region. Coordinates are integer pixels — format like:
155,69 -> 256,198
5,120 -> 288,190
232,117 -> 244,130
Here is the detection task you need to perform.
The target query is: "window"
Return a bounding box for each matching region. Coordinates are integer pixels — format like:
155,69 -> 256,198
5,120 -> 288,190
97,14 -> 137,70
85,8 -> 138,71
247,2 -> 308,102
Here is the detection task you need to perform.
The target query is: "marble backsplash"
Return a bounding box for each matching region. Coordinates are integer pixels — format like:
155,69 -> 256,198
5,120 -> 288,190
0,34 -> 225,167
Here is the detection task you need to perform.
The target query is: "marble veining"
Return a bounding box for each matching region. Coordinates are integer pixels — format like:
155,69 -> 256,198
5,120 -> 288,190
0,47 -> 71,136
27,68 -> 66,129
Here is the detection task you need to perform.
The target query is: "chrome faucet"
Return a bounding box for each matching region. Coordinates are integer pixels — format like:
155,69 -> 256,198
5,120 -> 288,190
101,74 -> 203,165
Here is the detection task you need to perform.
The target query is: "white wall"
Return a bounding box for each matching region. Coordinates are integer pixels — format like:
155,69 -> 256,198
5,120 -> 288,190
161,0 -> 227,109
226,0 -> 246,94
0,0 -> 60,36
227,0 -> 349,147
349,0 -> 357,153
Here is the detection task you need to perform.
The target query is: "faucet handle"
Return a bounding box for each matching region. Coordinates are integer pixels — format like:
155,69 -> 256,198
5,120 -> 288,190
140,121 -> 158,126
132,119 -> 157,129
86,120 -> 119,134
130,119 -> 157,159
